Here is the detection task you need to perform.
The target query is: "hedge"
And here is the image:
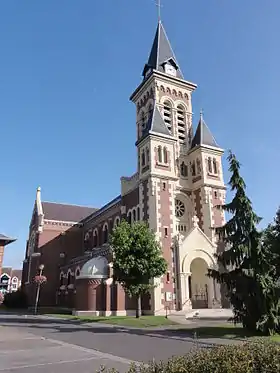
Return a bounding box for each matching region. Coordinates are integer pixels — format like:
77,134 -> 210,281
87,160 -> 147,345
103,340 -> 280,373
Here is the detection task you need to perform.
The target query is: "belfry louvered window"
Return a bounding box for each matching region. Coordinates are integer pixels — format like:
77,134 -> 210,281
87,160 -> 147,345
163,101 -> 172,133
177,105 -> 186,142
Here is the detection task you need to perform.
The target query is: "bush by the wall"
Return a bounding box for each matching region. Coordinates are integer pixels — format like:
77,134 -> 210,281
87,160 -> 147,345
3,290 -> 28,309
103,340 -> 280,373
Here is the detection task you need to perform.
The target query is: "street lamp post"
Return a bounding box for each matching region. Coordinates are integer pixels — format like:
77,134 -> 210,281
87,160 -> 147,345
34,264 -> 45,315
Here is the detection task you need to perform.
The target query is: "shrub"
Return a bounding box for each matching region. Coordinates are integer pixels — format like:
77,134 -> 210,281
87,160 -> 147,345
3,290 -> 28,309
103,340 -> 280,373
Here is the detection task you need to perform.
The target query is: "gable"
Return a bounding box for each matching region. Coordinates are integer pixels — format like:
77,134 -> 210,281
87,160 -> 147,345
182,227 -> 215,252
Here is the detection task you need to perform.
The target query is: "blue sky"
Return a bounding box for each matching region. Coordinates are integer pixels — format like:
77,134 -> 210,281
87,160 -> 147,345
1,0 -> 279,268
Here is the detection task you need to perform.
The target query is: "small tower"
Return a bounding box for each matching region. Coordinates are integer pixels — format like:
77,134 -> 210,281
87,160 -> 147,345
189,111 -> 226,241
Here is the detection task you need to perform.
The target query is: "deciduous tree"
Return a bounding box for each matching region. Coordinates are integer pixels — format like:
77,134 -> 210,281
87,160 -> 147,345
110,220 -> 167,318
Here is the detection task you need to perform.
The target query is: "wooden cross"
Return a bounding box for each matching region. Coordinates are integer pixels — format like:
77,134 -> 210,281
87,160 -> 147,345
192,215 -> 199,228
155,0 -> 162,21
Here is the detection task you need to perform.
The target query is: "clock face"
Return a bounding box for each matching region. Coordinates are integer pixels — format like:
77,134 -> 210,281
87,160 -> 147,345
165,64 -> 177,76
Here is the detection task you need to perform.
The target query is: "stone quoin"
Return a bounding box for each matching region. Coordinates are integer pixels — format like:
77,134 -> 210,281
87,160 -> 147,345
22,20 -> 227,315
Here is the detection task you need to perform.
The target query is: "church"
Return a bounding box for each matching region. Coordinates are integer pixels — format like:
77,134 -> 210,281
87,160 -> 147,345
22,20 -> 227,316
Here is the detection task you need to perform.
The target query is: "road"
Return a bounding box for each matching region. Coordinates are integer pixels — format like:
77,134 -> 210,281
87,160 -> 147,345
0,313 -> 236,373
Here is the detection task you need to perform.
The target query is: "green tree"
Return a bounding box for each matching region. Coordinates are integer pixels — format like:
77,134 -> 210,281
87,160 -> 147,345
208,151 -> 279,333
109,220 -> 167,318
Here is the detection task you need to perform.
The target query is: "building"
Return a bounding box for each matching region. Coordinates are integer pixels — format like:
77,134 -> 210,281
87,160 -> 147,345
22,20 -> 226,315
0,268 -> 22,294
0,234 -> 16,276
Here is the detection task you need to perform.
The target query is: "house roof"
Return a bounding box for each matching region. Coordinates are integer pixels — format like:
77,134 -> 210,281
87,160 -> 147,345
1,268 -> 22,280
142,21 -> 184,79
41,202 -> 98,223
191,112 -> 219,149
0,234 -> 16,246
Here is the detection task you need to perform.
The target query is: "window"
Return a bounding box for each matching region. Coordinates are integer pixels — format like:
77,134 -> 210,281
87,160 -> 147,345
146,148 -> 150,164
148,103 -> 153,116
166,272 -> 170,283
164,227 -> 168,237
163,147 -> 168,164
208,157 -> 212,173
133,209 -> 136,222
158,146 -> 162,163
141,111 -> 145,129
163,101 -> 172,133
103,224 -> 108,243
175,199 -> 185,218
127,211 -> 132,224
75,268 -> 80,278
191,161 -> 196,176
177,105 -> 186,142
213,158 -> 218,174
67,272 -> 71,286
214,191 -> 218,199
60,273 -> 64,286
141,151 -> 145,167
137,207 -> 140,221
196,159 -> 201,174
162,182 -> 166,191
180,162 -> 188,177
93,230 -> 98,247
114,217 -> 120,227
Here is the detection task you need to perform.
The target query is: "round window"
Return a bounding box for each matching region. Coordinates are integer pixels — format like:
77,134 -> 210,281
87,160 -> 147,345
175,199 -> 185,218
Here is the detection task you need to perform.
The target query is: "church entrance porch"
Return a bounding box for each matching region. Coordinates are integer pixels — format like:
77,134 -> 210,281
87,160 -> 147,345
189,258 -> 209,309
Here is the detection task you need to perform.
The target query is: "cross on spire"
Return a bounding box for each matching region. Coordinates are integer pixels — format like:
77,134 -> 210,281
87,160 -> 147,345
200,108 -> 204,120
155,0 -> 162,21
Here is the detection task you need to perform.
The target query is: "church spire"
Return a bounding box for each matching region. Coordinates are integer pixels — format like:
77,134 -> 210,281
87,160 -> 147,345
191,111 -> 219,149
142,21 -> 184,80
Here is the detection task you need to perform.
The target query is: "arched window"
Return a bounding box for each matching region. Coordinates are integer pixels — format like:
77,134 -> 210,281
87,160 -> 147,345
148,103 -> 153,117
137,207 -> 140,221
127,211 -> 132,224
67,272 -> 71,286
208,157 -> 212,173
141,150 -> 145,166
60,273 -> 64,286
180,162 -> 188,177
75,268 -> 80,278
114,217 -> 120,227
158,146 -> 162,163
163,147 -> 168,164
163,101 -> 172,133
141,111 -> 145,129
103,224 -> 108,243
177,105 -> 186,143
196,159 -> 201,174
213,158 -> 218,174
93,230 -> 98,247
133,209 -> 136,223
146,148 -> 150,164
191,161 -> 196,176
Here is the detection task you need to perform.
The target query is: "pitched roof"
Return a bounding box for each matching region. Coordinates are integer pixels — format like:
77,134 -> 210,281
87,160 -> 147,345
191,113 -> 219,149
41,202 -> 98,223
0,234 -> 16,246
142,21 -> 184,79
1,268 -> 22,280
136,104 -> 172,144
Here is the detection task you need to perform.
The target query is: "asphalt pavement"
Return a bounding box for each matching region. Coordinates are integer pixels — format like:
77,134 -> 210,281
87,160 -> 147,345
0,313 -> 238,373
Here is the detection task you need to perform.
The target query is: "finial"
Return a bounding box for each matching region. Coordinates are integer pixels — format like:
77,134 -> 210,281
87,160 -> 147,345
192,215 -> 199,228
37,186 -> 41,192
200,108 -> 204,120
155,0 -> 162,21
36,186 -> 41,201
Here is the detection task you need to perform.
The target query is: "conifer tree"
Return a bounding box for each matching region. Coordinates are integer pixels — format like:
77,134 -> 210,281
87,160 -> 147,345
209,151 -> 279,333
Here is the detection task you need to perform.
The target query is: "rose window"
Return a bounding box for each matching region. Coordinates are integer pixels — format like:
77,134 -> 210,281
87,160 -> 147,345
175,199 -> 185,218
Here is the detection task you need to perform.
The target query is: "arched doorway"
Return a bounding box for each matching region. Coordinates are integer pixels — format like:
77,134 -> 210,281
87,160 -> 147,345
190,258 -> 209,309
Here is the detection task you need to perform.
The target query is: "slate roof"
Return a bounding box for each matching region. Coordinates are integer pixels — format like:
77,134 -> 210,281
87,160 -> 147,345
191,113 -> 219,149
142,21 -> 184,79
0,234 -> 16,246
41,202 -> 98,223
136,104 -> 172,144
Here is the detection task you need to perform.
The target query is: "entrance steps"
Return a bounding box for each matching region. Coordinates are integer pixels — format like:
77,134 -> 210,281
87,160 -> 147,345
170,308 -> 233,321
